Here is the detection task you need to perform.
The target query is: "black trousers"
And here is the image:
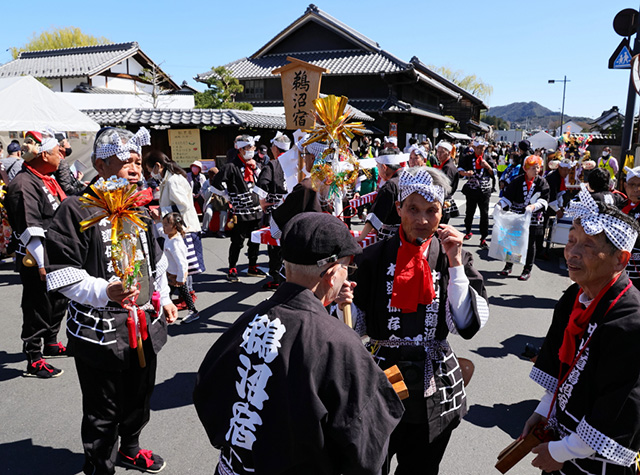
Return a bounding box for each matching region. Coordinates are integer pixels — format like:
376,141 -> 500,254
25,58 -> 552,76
463,190 -> 491,239
228,218 -> 260,269
382,421 -> 454,475
75,345 -> 157,475
267,245 -> 283,282
18,265 -> 68,362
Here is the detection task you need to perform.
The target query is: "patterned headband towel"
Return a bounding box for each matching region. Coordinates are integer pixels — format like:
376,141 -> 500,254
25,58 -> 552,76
95,127 -> 151,161
398,167 -> 445,205
565,187 -> 637,252
40,128 -> 60,153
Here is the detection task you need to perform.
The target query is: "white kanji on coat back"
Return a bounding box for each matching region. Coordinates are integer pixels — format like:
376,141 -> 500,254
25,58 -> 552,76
240,314 -> 286,363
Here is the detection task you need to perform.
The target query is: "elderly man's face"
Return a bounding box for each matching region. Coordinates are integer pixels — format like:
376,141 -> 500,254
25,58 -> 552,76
565,223 -> 624,298
436,146 -> 450,162
396,192 -> 442,243
409,150 -> 426,167
96,152 -> 142,183
625,176 -> 640,203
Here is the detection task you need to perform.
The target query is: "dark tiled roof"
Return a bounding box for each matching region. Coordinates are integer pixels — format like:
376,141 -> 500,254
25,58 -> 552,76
349,98 -> 457,124
82,107 -> 375,130
196,50 -> 405,82
72,84 -> 139,95
82,108 -> 243,127
0,42 -> 139,79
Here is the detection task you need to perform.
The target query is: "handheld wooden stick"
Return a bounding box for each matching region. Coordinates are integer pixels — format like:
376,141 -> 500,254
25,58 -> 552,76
495,422 -> 551,473
341,303 -> 353,328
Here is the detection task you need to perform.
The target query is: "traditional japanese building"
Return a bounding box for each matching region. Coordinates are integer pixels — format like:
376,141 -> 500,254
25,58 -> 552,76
195,4 -> 487,149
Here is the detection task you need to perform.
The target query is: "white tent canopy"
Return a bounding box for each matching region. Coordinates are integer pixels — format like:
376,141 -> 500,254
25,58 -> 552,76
527,131 -> 557,151
0,76 -> 100,132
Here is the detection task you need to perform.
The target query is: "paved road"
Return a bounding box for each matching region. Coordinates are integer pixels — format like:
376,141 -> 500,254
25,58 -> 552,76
0,190 -> 572,475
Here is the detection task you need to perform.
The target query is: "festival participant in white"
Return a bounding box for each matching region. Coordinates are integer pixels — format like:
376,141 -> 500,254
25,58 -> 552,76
194,212 -> 404,475
343,166 -> 489,474
522,188 -> 640,474
45,127 -> 177,474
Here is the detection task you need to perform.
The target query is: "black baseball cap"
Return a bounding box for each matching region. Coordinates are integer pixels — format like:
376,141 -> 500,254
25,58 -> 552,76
282,212 -> 362,266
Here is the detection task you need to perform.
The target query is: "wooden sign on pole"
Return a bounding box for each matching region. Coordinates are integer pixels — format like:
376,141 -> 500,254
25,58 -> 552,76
272,57 -> 329,130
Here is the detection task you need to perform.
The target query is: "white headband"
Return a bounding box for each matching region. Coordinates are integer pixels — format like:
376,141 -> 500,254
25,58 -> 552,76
384,136 -> 397,145
436,141 -> 453,152
270,131 -> 291,151
236,135 -> 260,149
95,128 -> 151,161
375,152 -> 409,165
559,158 -> 576,168
565,187 -> 637,252
399,167 -> 445,205
472,138 -> 487,147
625,166 -> 640,181
40,129 -> 59,153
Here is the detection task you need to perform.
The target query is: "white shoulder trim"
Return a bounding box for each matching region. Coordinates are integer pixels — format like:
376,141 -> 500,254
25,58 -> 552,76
47,267 -> 90,292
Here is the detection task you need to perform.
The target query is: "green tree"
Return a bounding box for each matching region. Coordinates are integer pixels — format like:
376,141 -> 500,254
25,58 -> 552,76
195,66 -> 252,110
429,65 -> 493,100
481,114 -> 509,130
10,27 -> 110,59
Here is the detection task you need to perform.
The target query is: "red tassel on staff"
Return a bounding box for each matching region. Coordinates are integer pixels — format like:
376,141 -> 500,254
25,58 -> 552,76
137,308 -> 149,341
126,316 -> 137,349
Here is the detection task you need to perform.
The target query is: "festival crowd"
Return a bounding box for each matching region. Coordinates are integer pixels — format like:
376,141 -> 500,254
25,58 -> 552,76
1,126 -> 640,475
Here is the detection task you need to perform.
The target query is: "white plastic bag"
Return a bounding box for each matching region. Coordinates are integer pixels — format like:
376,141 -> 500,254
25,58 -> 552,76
488,207 -> 531,265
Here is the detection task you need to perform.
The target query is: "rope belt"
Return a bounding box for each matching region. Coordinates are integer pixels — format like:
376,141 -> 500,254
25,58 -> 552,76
369,338 -> 450,397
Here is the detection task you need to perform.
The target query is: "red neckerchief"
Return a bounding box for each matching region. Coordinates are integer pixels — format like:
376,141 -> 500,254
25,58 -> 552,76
390,227 -> 436,313
622,200 -> 640,215
474,153 -> 483,170
131,187 -> 153,207
558,275 -> 619,366
434,157 -> 449,170
238,153 -> 255,183
26,164 -> 67,201
559,175 -> 566,192
525,175 -> 534,191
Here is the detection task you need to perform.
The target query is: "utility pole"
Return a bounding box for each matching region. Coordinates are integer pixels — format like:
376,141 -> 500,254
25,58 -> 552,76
548,77 -> 570,137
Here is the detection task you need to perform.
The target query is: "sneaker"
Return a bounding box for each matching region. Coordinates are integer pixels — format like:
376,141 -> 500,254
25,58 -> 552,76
464,232 -> 473,240
118,449 -> 166,473
172,297 -> 187,311
43,342 -> 68,358
181,311 -> 200,324
247,266 -> 267,277
479,239 -> 489,250
214,231 -> 226,238
262,281 -> 279,291
227,268 -> 239,282
23,359 -> 63,379
518,271 -> 531,281
499,264 -> 513,276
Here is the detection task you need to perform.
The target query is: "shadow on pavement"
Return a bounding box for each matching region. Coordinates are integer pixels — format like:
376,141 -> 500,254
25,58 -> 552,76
465,399 -> 539,438
488,293 -> 557,310
0,439 -> 83,474
471,334 -> 545,360
151,371 -> 196,411
0,350 -> 25,381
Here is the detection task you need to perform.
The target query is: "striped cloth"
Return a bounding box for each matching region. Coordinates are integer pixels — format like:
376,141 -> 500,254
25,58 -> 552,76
349,191 -> 378,208
184,232 -> 205,275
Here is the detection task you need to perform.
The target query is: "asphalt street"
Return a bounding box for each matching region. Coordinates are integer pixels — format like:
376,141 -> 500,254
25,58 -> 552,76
0,189 -> 573,475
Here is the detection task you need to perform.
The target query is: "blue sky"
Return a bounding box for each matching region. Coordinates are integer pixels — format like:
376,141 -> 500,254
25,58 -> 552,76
1,0 -> 636,118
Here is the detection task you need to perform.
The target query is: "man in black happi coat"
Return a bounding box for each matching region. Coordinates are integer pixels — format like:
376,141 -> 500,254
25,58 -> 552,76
194,213 -> 404,475
522,189 -> 640,474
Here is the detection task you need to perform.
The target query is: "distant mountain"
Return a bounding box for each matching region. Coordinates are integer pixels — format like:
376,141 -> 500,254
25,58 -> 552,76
486,101 -> 592,130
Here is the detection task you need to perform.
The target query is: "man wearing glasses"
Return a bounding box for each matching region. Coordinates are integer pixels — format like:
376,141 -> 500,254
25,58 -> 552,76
341,166 -> 490,474
194,212 -> 404,475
